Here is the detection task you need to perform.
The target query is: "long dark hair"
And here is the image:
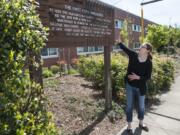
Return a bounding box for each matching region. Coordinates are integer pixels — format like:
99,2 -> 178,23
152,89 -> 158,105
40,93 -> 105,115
143,43 -> 153,60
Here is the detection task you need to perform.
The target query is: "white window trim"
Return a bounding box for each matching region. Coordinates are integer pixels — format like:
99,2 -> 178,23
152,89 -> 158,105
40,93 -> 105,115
77,46 -> 104,55
112,49 -> 122,53
132,24 -> 141,32
112,45 -> 122,52
115,19 -> 123,29
133,42 -> 141,49
77,50 -> 103,55
41,48 -> 59,59
113,48 -> 122,51
115,19 -> 119,28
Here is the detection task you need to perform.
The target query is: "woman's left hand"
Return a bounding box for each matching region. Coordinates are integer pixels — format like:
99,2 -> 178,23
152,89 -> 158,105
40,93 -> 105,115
128,73 -> 140,81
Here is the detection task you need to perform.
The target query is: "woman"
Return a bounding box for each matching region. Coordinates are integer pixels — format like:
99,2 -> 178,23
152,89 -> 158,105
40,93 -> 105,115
118,42 -> 153,134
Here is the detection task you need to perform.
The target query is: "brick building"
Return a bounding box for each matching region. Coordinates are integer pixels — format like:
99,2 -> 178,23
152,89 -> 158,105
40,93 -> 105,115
42,7 -> 155,67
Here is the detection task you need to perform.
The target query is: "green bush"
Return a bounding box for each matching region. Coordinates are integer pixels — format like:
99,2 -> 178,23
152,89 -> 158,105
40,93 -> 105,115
69,69 -> 79,75
147,55 -> 175,95
43,68 -> 54,78
77,55 -> 104,88
50,65 -> 59,74
77,54 -> 128,95
0,0 -> 58,134
77,53 -> 175,98
111,53 -> 128,96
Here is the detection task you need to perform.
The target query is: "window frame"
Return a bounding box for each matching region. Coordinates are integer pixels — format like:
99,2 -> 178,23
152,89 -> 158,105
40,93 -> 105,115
41,48 -> 59,59
133,42 -> 141,49
115,19 -> 123,29
77,46 -> 104,55
132,24 -> 141,32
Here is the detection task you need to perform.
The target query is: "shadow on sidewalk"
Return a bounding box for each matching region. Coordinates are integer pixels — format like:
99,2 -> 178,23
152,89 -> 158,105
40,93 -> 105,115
78,110 -> 107,135
145,96 -> 162,112
134,128 -> 142,135
120,129 -> 128,135
120,128 -> 142,135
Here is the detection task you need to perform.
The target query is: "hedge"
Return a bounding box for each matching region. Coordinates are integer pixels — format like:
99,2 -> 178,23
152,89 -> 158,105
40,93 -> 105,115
77,53 -> 175,98
0,0 -> 58,134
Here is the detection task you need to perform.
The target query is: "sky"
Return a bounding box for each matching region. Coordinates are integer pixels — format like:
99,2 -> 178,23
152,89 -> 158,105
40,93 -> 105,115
99,0 -> 180,26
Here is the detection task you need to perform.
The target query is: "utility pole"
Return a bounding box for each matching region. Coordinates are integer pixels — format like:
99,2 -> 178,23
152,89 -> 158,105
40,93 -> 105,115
141,5 -> 144,43
140,0 -> 163,43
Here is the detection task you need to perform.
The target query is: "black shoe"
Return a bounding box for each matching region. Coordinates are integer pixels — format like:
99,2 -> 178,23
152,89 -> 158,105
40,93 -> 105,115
126,128 -> 133,135
139,124 -> 149,132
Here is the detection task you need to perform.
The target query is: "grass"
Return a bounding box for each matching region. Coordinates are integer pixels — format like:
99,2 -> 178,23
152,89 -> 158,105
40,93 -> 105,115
68,69 -> 79,75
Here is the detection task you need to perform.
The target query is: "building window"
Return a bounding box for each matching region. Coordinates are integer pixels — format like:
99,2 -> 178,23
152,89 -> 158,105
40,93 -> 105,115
115,19 -> 123,29
145,27 -> 148,34
77,47 -> 84,53
41,48 -> 48,56
134,42 -> 141,49
41,48 -> 58,59
113,44 -> 121,51
95,46 -> 99,51
88,47 -> 94,52
84,47 -> 88,52
97,46 -> 103,51
132,24 -> 141,32
77,46 -> 104,55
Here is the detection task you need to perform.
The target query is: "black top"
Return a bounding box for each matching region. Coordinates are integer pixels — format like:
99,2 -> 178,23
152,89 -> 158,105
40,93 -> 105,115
119,43 -> 152,95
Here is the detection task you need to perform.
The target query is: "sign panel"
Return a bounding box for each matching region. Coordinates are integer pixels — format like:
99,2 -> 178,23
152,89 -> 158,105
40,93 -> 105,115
38,0 -> 114,47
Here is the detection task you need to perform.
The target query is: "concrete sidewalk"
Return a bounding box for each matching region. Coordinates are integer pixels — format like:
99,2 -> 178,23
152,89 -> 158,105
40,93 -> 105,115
117,75 -> 180,135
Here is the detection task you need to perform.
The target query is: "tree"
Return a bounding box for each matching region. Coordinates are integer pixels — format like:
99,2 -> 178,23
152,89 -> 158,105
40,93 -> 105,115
145,24 -> 169,49
120,19 -> 131,46
172,25 -> 180,48
145,24 -> 180,53
0,0 -> 57,134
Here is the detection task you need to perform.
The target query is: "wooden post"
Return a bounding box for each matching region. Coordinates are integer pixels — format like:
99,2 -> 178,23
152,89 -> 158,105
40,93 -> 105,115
104,45 -> 112,111
67,48 -> 71,74
29,50 -> 43,87
58,48 -> 62,77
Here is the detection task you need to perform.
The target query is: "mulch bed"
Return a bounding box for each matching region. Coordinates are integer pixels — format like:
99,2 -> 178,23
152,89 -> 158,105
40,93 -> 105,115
44,75 -> 126,135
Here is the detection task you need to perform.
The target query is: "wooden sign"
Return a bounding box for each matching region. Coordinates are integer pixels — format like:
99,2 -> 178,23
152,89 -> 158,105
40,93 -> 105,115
38,0 -> 114,47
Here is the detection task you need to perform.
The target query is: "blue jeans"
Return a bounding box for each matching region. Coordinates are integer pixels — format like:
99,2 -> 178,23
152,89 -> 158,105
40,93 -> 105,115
125,83 -> 145,122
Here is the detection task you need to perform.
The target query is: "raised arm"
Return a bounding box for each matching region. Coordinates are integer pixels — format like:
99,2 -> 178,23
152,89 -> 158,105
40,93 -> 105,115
118,42 -> 136,57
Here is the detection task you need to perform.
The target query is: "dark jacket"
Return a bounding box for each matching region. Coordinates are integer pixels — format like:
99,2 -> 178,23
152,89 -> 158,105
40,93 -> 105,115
119,43 -> 152,95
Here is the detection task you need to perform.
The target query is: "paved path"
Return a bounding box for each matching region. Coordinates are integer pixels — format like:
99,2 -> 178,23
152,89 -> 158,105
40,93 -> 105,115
117,75 -> 180,135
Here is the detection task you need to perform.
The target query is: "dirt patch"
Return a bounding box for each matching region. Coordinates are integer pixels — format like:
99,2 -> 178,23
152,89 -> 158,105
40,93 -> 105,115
44,75 -> 126,135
